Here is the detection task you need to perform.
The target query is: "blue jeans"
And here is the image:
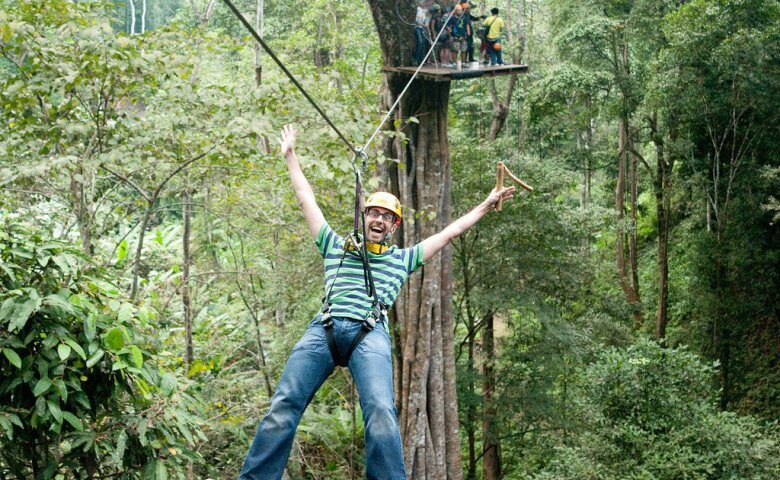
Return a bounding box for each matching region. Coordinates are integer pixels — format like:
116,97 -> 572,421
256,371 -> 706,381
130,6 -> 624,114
487,40 -> 503,65
414,26 -> 427,66
239,316 -> 406,480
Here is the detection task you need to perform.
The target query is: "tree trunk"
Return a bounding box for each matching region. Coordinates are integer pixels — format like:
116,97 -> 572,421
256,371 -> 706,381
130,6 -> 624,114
466,325 -> 476,480
614,33 -> 641,325
141,0 -> 146,34
488,75 -> 517,141
129,0 -> 136,35
368,3 -> 461,478
482,312 -> 501,480
183,188 -> 193,368
586,116 -> 593,204
649,114 -> 674,340
254,0 -> 264,86
69,169 -> 92,256
577,131 -> 586,209
628,126 -> 639,304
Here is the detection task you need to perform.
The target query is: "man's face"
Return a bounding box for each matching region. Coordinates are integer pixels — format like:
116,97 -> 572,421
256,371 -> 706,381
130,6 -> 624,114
365,207 -> 396,243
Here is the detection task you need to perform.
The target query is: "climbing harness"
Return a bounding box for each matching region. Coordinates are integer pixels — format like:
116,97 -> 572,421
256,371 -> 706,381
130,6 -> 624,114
220,0 -> 457,365
319,225 -> 388,367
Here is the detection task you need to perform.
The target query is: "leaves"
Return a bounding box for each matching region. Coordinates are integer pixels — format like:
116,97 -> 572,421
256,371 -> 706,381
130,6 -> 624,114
117,303 -> 134,324
86,349 -> 104,368
61,411 -> 83,432
57,343 -> 72,361
65,338 -> 86,360
47,400 -> 63,424
8,295 -> 41,331
103,327 -> 125,351
33,378 -> 52,397
2,348 -> 22,369
131,345 -> 144,369
117,239 -> 128,263
43,293 -> 75,314
160,373 -> 177,397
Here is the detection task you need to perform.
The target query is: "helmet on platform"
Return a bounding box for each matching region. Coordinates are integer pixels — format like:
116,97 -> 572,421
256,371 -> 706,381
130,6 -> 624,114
364,192 -> 403,225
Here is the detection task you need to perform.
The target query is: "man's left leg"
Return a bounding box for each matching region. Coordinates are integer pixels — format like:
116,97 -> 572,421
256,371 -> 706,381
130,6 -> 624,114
349,324 -> 406,480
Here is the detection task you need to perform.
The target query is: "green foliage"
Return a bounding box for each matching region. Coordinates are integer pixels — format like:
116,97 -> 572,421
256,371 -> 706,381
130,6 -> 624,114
0,224 -> 205,478
533,341 -> 780,480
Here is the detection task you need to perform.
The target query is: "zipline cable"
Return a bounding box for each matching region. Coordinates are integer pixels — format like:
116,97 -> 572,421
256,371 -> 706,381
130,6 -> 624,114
221,0 -> 358,156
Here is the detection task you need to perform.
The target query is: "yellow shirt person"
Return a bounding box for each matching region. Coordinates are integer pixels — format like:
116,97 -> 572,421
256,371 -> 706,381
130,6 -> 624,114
483,13 -> 504,41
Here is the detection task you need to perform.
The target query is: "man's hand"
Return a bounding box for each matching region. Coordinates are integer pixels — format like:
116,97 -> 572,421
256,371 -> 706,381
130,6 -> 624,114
421,185 -> 518,262
280,124 -> 297,158
485,186 -> 516,210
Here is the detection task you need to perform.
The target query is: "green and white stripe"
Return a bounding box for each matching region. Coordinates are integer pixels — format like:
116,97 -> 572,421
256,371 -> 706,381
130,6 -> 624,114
316,223 -> 424,322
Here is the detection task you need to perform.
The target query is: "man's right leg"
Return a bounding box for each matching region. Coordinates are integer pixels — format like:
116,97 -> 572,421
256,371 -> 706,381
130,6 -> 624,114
239,318 -> 335,480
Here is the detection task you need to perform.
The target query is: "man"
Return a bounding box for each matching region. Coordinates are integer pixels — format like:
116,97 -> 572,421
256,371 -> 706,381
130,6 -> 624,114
483,7 -> 505,65
462,2 -> 477,63
413,0 -> 430,66
447,4 -> 471,69
429,3 -> 453,66
238,125 -> 515,479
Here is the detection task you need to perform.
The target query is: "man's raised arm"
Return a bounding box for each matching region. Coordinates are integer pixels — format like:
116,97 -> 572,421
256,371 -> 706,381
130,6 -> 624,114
280,124 -> 326,238
420,186 -> 515,262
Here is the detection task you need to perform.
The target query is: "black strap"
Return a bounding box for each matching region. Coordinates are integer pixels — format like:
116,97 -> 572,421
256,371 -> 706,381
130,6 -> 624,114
323,319 -> 343,366
319,159 -> 384,368
322,304 -> 384,367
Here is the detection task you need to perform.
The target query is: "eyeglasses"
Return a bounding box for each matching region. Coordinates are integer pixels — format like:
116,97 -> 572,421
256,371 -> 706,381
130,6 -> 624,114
366,209 -> 396,223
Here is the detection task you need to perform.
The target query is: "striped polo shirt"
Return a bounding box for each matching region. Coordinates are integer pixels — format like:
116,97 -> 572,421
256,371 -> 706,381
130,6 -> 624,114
316,223 -> 424,322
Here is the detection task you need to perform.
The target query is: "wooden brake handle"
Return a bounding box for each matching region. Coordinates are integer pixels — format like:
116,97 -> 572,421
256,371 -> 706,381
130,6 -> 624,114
496,162 -> 533,211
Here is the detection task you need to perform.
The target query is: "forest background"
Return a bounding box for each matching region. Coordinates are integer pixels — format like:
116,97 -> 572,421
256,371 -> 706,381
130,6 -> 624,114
1,0 -> 779,479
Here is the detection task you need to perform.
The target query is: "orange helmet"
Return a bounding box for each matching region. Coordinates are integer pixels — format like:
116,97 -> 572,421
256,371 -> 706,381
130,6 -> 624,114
494,42 -> 502,51
364,192 -> 402,224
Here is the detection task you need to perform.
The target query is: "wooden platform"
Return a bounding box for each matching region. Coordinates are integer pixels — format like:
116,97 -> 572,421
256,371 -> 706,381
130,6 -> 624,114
381,63 -> 528,82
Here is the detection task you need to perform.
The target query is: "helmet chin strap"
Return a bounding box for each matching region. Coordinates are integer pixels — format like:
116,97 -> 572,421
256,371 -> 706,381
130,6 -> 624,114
365,241 -> 389,254
364,227 -> 395,254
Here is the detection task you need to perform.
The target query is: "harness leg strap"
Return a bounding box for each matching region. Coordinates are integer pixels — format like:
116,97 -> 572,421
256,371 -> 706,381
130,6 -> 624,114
342,322 -> 372,366
342,303 -> 385,366
321,310 -> 345,367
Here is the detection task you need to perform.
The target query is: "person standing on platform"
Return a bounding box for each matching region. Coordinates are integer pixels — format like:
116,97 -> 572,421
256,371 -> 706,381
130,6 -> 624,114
429,4 -> 453,66
462,2 -> 476,64
413,1 -> 431,66
483,7 -> 505,65
447,4 -> 471,69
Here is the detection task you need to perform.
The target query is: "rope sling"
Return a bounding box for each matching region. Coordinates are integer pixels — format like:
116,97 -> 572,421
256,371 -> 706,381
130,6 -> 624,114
221,0 -> 457,366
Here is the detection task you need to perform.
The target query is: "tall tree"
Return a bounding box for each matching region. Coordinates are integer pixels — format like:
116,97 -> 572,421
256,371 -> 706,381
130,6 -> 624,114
367,2 -> 462,478
254,0 -> 264,85
481,311 -> 501,480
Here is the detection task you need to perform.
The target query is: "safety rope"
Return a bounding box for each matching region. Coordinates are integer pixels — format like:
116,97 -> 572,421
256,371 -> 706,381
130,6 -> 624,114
221,0 -> 358,156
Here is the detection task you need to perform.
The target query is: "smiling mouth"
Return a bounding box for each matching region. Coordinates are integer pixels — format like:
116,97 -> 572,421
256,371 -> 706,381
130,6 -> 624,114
370,226 -> 384,234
